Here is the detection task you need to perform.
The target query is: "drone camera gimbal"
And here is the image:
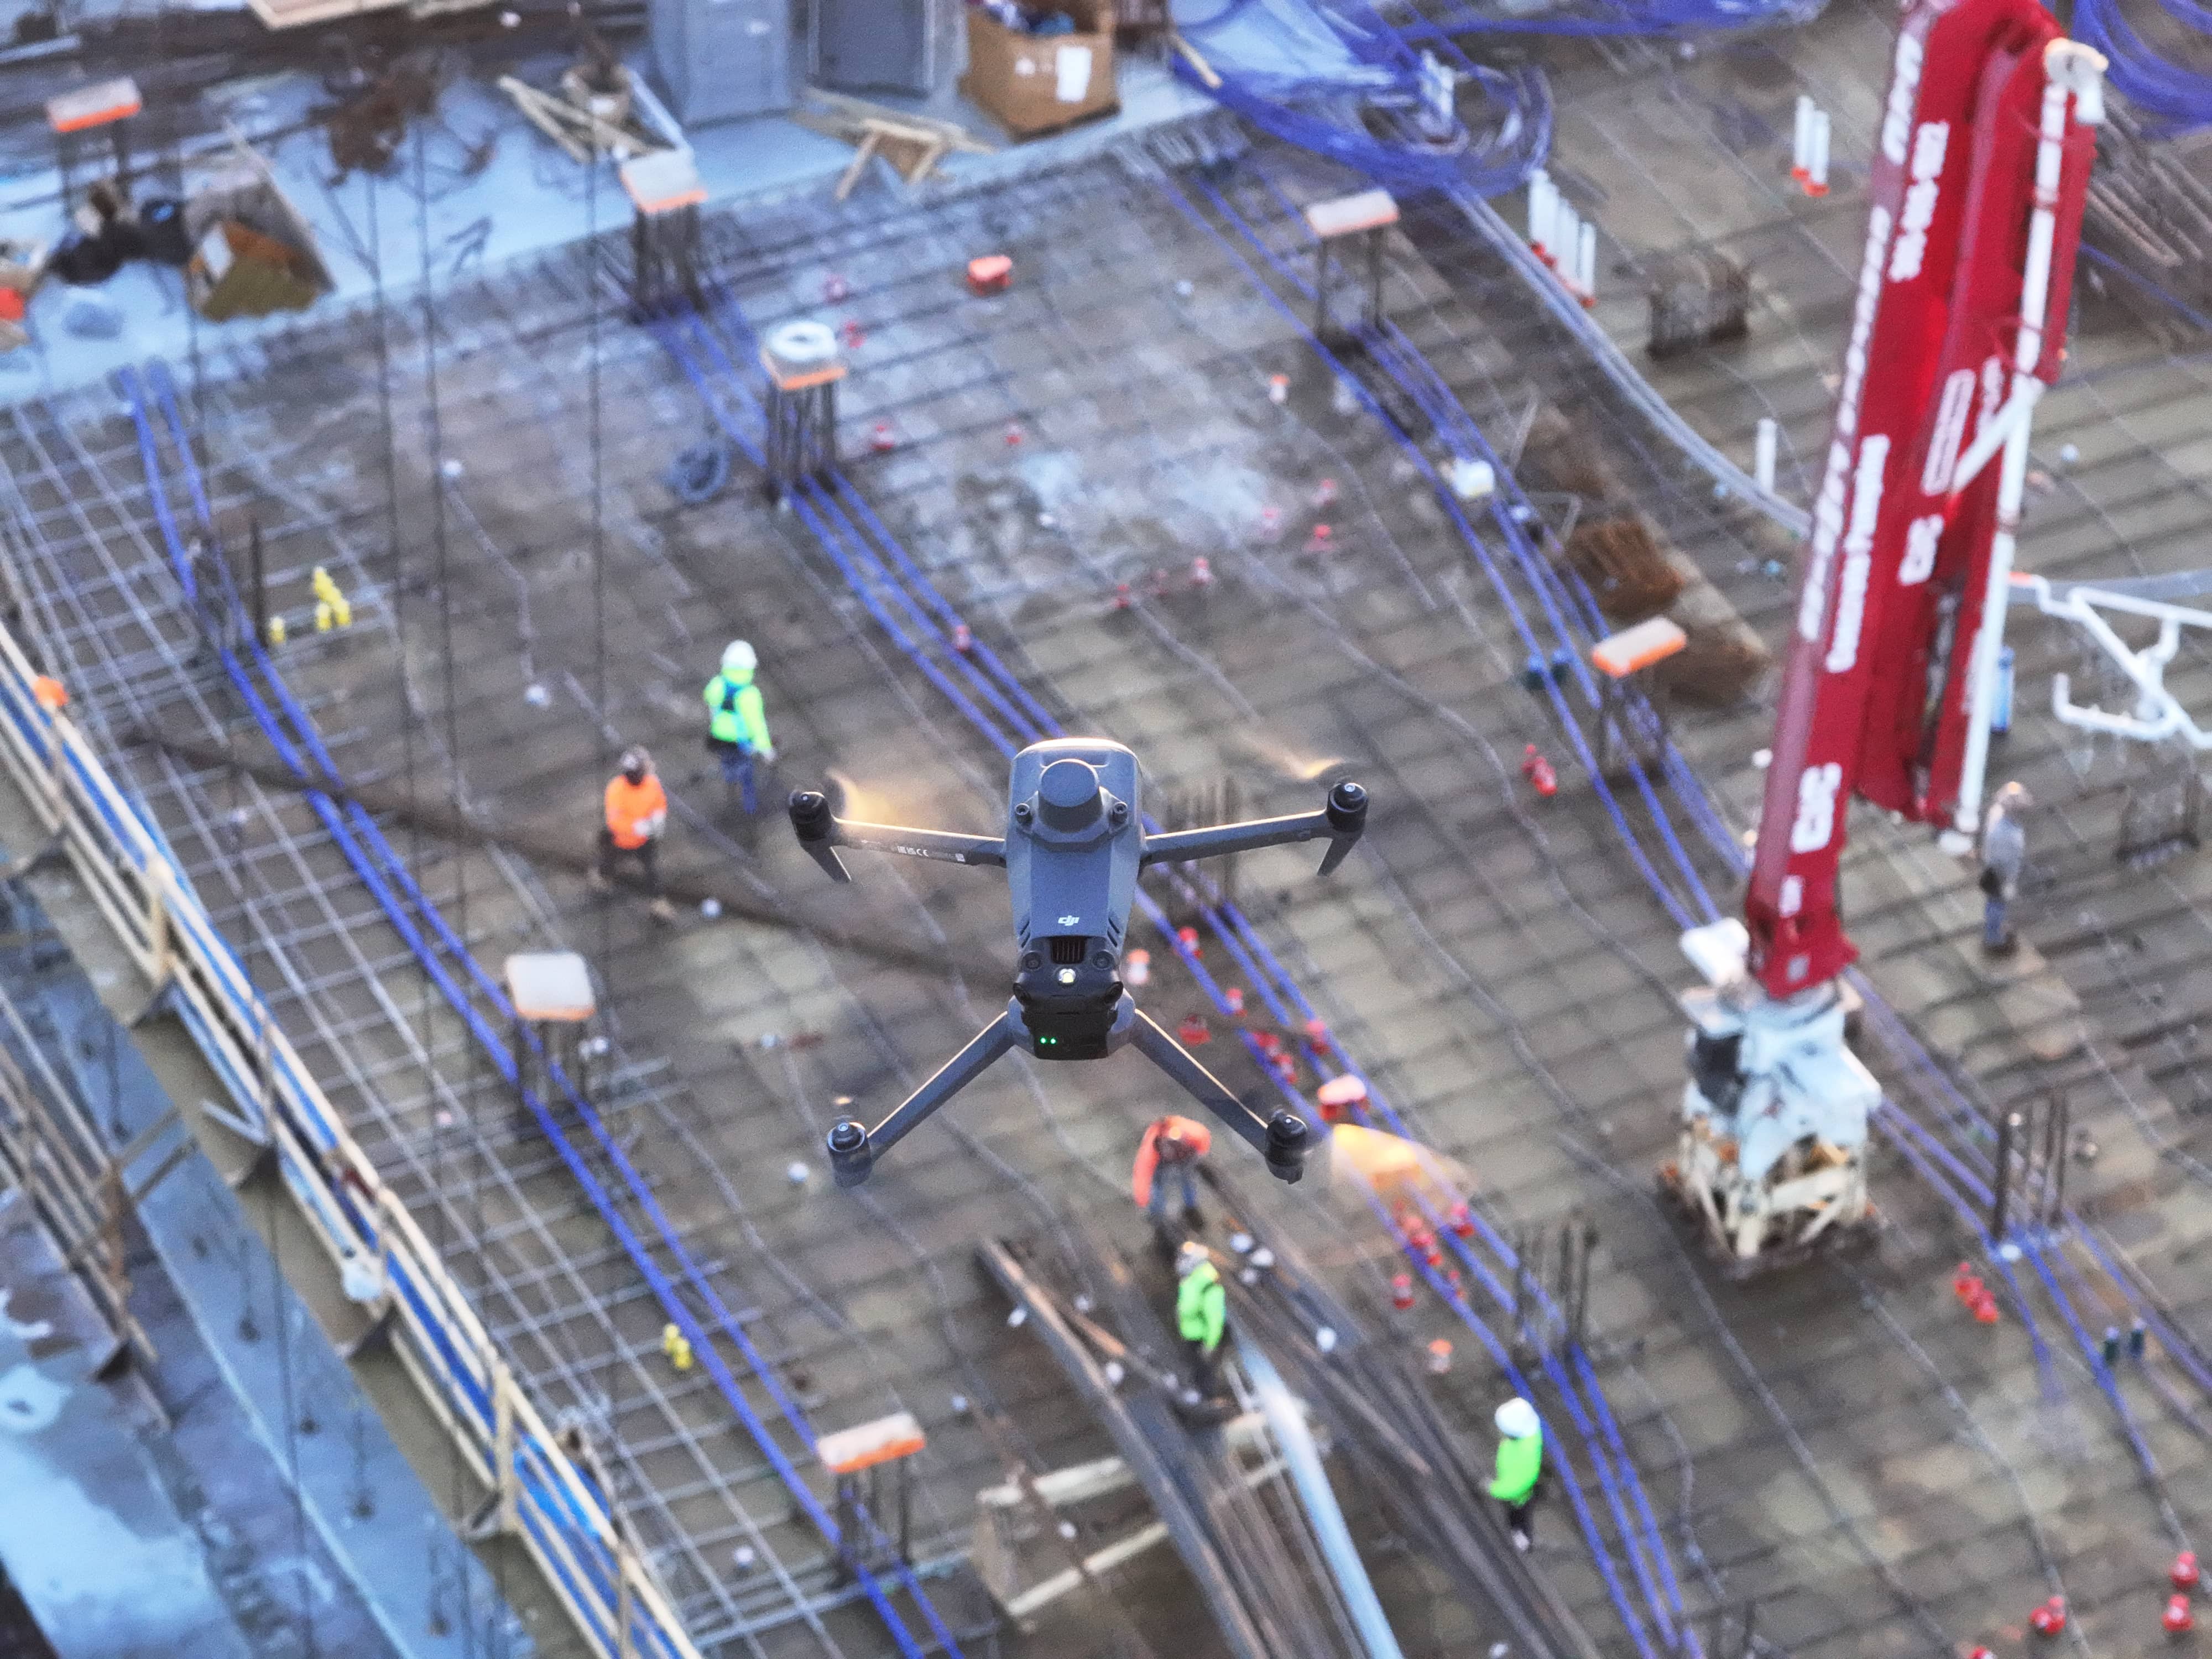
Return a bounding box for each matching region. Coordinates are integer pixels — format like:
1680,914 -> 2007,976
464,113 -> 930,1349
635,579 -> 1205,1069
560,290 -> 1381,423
789,738 -> 1368,1188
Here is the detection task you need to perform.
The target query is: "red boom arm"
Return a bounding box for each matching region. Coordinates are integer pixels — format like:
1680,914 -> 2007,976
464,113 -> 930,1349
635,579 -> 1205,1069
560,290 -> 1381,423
1745,0 -> 2101,999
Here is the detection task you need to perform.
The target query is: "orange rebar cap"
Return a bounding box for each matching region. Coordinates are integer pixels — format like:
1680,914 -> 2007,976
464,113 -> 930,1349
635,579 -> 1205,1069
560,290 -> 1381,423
967,255 -> 1013,294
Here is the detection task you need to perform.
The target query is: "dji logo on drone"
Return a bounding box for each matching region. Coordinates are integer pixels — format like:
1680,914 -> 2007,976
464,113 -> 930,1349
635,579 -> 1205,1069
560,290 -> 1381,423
1057,914 -> 1081,927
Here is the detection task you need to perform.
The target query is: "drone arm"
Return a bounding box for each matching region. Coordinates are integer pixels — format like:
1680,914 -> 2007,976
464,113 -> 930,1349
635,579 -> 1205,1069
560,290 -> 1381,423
1130,1010 -> 1311,1185
836,820 -> 1008,866
789,790 -> 1006,884
1140,781 -> 1368,877
825,1011 -> 1019,1187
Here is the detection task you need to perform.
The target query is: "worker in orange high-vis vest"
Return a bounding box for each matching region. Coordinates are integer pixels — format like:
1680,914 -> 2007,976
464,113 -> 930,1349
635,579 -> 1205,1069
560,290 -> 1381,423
589,747 -> 676,922
1133,1114 -> 1213,1229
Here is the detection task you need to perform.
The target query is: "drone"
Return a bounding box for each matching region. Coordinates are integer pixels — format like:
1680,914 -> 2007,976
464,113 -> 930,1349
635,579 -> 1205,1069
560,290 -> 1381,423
787,737 -> 1369,1189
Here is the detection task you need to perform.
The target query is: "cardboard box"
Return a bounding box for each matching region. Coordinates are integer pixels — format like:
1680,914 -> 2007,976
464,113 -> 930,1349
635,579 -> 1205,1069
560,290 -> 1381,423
960,3 -> 1118,139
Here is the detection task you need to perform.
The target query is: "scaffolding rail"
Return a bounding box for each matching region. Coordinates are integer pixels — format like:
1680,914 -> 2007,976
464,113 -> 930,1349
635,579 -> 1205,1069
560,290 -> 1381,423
0,614 -> 701,1659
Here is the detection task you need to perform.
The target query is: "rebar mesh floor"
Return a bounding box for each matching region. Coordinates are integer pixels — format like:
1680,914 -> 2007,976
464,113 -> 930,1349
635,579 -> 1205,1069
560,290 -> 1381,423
5,50 -> 2212,1659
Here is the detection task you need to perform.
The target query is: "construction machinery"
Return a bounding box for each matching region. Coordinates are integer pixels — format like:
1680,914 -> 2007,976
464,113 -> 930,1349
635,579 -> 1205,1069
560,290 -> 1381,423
1671,0 -> 2107,1270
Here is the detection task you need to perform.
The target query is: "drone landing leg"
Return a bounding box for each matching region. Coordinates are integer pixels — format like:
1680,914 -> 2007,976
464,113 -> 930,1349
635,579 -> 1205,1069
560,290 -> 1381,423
1130,1010 -> 1310,1184
826,1012 -> 1019,1188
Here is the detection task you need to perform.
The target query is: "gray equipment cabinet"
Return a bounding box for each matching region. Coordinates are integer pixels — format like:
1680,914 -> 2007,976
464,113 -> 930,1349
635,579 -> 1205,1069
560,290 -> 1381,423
653,0 -> 791,124
811,0 -> 941,97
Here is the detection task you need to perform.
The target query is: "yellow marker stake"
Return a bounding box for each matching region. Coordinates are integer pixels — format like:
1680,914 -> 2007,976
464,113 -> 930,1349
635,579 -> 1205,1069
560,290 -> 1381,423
315,600 -> 333,633
268,615 -> 288,646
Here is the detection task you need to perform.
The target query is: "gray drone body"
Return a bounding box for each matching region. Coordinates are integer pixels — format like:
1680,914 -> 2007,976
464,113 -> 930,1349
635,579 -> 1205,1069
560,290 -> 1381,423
789,737 -> 1368,1188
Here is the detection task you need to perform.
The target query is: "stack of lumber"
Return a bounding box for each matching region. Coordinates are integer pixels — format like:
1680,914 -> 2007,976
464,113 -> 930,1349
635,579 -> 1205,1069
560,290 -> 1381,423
499,69 -> 669,163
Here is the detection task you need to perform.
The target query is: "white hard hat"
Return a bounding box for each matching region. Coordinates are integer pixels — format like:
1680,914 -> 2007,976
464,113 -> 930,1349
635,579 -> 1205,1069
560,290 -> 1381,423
619,746 -> 651,776
1494,1397 -> 1539,1439
722,639 -> 758,675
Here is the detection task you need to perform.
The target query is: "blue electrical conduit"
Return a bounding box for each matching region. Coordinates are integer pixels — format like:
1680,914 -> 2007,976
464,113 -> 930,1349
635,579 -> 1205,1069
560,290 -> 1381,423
119,365 -> 964,1659
665,154 -> 2207,1601
1877,1099 -> 2187,1543
2072,0 -> 2212,135
146,378 -> 967,1659
780,264 -> 1698,1651
1186,892 -> 1696,1650
1199,890 -> 1694,1651
108,374 -> 679,1650
1135,157 -> 2206,1563
126,413 -> 809,1659
669,300 -> 1057,745
0,664 -> 676,1647
141,361 -> 976,1651
1170,164 -> 2212,1436
1198,162 -> 1723,924
651,312 -> 1035,759
1147,172 -> 1706,933
651,295 -> 1687,1659
1169,0 -> 1553,198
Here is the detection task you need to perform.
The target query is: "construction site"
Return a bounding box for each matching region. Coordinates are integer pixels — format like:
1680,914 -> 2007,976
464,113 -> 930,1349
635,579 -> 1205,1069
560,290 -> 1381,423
0,0 -> 2209,1656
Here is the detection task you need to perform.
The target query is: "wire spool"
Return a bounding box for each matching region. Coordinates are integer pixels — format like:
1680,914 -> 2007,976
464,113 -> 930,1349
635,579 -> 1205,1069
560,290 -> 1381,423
667,440 -> 731,504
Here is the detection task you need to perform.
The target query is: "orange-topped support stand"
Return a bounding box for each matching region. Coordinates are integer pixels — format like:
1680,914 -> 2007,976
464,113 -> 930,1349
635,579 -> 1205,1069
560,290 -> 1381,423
504,951 -> 599,1109
47,77 -> 141,215
1303,187 -> 1398,343
1591,617 -> 1687,774
759,319 -> 846,503
818,1411 -> 925,1583
620,148 -> 706,319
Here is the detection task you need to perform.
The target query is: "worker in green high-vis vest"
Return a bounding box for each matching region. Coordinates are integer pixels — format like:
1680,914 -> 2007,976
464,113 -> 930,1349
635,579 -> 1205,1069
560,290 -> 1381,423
1489,1396 -> 1544,1552
703,639 -> 776,815
1176,1240 -> 1227,1397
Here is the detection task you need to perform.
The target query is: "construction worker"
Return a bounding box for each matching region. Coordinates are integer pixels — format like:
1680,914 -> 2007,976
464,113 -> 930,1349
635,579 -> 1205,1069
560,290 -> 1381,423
1489,1396 -> 1544,1552
1980,781 -> 2030,956
591,747 -> 676,922
1175,1240 -> 1227,1397
703,640 -> 775,814
1133,1114 -> 1213,1228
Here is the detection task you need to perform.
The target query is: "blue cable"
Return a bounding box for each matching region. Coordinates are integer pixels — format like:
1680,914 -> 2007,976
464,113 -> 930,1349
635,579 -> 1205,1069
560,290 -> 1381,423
126,365 -> 959,1659
656,288 -> 1685,1654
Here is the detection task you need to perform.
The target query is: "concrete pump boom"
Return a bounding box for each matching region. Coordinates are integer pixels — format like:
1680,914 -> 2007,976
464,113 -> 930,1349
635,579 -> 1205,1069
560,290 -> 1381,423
1668,0 -> 2105,1272
1746,0 -> 2104,1000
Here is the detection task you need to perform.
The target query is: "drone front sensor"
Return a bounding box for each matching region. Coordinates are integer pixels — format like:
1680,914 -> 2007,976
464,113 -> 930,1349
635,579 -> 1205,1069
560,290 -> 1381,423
788,737 -> 1368,1188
